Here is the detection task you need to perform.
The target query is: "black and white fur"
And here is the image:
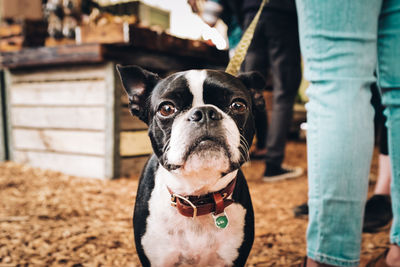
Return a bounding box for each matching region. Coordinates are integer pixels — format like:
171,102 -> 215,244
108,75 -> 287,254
117,65 -> 265,267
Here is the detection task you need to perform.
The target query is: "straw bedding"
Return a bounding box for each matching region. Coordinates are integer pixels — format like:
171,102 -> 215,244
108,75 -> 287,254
0,141 -> 389,266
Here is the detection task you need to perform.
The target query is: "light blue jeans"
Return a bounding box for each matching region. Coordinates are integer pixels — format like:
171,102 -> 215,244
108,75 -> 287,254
295,0 -> 400,266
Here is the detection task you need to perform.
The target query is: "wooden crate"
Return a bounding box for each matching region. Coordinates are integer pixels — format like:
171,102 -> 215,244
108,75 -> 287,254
76,23 -> 129,45
5,63 -> 151,178
0,20 -> 47,52
99,1 -> 170,30
0,0 -> 43,21
75,1 -> 170,45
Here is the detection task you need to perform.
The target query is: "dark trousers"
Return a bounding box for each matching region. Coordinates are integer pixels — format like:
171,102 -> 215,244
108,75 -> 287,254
242,10 -> 302,166
371,82 -> 389,156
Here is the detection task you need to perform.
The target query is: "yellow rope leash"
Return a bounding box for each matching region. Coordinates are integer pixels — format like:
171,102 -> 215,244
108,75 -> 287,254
225,0 -> 269,76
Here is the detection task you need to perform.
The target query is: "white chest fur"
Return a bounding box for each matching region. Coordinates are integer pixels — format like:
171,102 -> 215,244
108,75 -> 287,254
141,169 -> 247,267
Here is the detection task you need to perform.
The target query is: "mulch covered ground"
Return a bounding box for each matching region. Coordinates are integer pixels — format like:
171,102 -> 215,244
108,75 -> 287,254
0,141 -> 389,266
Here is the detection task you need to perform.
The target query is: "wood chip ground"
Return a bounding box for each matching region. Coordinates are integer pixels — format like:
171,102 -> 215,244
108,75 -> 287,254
0,141 -> 389,266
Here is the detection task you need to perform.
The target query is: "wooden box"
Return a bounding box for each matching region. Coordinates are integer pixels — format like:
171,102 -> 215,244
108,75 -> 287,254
0,20 -> 47,52
5,63 -> 151,178
100,1 -> 170,30
76,23 -> 130,45
75,1 -> 170,45
0,0 -> 43,21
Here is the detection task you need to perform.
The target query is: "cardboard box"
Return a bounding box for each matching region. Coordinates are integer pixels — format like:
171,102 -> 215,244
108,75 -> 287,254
0,0 -> 43,20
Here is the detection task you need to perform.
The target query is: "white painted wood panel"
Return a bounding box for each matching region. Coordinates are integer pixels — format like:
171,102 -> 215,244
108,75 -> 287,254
10,80 -> 106,106
13,129 -> 105,155
14,150 -> 106,179
10,65 -> 107,83
11,107 -> 105,130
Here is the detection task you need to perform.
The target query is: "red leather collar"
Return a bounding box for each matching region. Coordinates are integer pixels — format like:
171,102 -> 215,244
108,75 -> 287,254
167,178 -> 237,218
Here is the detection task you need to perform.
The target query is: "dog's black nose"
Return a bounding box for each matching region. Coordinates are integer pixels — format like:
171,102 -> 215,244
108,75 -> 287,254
189,106 -> 222,123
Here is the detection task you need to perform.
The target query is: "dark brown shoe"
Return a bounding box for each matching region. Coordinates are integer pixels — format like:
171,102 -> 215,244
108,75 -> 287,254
363,195 -> 392,233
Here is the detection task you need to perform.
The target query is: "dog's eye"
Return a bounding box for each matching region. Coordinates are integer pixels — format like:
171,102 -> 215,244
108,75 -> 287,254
230,100 -> 247,113
159,103 -> 176,117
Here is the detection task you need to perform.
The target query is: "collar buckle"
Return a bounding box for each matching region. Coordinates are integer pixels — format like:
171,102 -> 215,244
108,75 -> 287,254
170,193 -> 198,218
170,195 -> 177,207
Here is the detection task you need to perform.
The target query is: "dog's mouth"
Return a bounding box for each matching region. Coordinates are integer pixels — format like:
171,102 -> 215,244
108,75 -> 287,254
192,136 -> 223,149
163,136 -> 231,172
184,136 -> 229,158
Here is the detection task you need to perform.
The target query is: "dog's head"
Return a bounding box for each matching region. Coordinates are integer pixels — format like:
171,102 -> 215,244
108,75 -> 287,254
117,65 -> 265,181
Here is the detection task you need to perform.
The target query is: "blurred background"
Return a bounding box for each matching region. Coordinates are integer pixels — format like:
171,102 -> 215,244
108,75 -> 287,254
0,0 -> 232,179
0,1 -> 387,266
0,0 -> 307,179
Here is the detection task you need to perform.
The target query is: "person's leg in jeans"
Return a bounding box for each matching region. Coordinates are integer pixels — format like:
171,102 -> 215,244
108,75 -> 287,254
295,0 -> 381,266
377,0 -> 400,264
293,83 -> 394,233
363,121 -> 393,234
363,98 -> 393,233
363,82 -> 393,233
382,90 -> 400,265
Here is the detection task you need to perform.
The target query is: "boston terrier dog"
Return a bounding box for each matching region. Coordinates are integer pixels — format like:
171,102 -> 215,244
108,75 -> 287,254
117,65 -> 265,267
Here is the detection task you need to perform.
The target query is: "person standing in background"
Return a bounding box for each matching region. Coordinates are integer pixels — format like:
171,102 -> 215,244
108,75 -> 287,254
189,0 -> 304,182
241,0 -> 303,182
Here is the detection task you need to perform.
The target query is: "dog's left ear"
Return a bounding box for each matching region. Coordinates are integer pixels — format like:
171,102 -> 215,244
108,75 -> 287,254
117,64 -> 160,124
237,72 -> 266,112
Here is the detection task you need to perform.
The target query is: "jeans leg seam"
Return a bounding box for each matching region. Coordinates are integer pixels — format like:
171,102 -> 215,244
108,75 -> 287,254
308,249 -> 359,266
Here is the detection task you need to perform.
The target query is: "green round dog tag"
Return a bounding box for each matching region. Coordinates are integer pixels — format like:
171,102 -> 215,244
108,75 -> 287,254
213,212 -> 229,229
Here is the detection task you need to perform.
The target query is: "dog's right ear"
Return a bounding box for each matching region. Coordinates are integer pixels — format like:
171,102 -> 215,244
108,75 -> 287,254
116,65 -> 160,124
237,71 -> 266,113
